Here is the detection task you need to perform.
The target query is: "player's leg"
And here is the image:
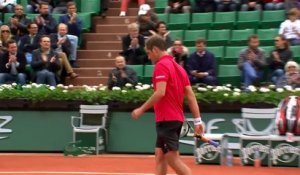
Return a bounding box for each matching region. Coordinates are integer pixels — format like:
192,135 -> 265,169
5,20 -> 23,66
165,150 -> 192,175
155,148 -> 167,175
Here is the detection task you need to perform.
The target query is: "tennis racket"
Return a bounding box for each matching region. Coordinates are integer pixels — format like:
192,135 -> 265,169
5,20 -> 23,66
180,120 -> 220,147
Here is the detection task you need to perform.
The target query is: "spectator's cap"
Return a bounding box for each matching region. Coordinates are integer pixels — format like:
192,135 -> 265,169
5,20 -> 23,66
285,61 -> 299,71
138,4 -> 151,15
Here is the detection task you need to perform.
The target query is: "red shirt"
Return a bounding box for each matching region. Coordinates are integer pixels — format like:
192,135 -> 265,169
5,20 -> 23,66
153,55 -> 190,123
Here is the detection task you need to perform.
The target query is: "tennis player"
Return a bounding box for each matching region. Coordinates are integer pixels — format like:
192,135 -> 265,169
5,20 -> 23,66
131,35 -> 204,175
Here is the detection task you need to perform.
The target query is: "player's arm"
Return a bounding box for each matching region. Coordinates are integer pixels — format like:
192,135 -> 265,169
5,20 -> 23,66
185,85 -> 204,135
131,81 -> 166,119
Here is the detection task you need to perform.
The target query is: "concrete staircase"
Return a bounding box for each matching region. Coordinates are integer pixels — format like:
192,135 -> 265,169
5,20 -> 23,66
66,0 -> 154,86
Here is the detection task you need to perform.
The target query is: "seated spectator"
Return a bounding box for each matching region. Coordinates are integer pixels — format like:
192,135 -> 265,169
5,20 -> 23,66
8,4 -> 31,38
137,4 -> 159,37
34,2 -> 57,35
31,35 -> 61,86
187,38 -> 217,85
119,0 -> 145,16
262,0 -> 284,10
241,0 -> 262,11
279,8 -> 300,46
165,0 -> 191,13
193,0 -> 216,12
269,34 -> 293,84
150,21 -> 173,48
0,40 -> 27,85
238,35 -> 266,88
167,39 -> 189,71
121,23 -> 147,65
52,0 -> 72,14
0,0 -> 16,13
27,0 -> 54,13
18,22 -> 40,64
100,0 -> 109,18
276,61 -> 300,88
107,56 -> 138,90
215,0 -> 239,12
0,25 -> 17,54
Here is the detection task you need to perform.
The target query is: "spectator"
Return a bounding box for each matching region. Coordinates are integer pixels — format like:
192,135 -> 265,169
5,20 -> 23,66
269,34 -> 293,84
27,0 -> 54,13
238,35 -> 266,88
52,0 -> 72,14
34,2 -> 57,35
0,40 -> 27,85
167,39 -> 189,71
121,23 -> 147,65
100,0 -> 109,18
276,61 -> 300,88
31,35 -> 61,86
0,25 -> 17,54
18,22 -> 40,64
187,38 -> 217,85
262,0 -> 284,10
241,0 -> 262,11
279,8 -> 300,45
193,0 -> 216,12
137,4 -> 159,37
215,0 -> 239,12
107,56 -> 138,90
165,0 -> 191,13
0,0 -> 16,13
151,21 -> 173,48
8,4 -> 31,38
119,0 -> 145,16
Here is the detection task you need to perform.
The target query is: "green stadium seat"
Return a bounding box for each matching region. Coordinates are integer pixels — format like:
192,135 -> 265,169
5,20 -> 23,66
218,65 -> 241,86
183,30 -> 207,47
230,29 -> 255,46
257,28 -> 278,46
212,11 -> 236,29
143,65 -> 155,84
127,65 -> 144,82
187,47 -> 196,53
206,46 -> 225,63
260,46 -> 274,58
224,46 -> 246,64
190,12 -> 213,30
18,0 -> 28,8
169,30 -> 184,40
157,13 -> 168,23
154,0 -> 168,13
26,13 -> 39,20
79,0 -> 100,14
77,12 -> 92,31
3,13 -> 14,24
167,13 -> 190,30
260,10 -> 286,29
236,11 -> 260,29
290,45 -> 300,61
207,29 -> 231,46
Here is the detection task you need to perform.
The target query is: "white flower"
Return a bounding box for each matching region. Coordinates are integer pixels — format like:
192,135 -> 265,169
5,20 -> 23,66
63,90 -> 68,93
295,88 -> 300,92
125,83 -> 133,87
197,87 -> 207,92
121,90 -> 127,93
142,84 -> 151,90
259,87 -> 270,93
112,86 -> 121,91
276,88 -> 284,93
57,84 -> 64,88
137,82 -> 142,85
68,84 -> 74,88
226,84 -> 232,87
135,85 -> 143,90
206,85 -> 213,89
212,89 -> 219,92
215,86 -> 224,91
247,85 -> 257,92
284,85 -> 293,91
234,88 -> 241,92
269,84 -> 275,89
64,86 -> 69,89
49,86 -> 56,90
12,83 -> 17,86
98,84 -> 103,87
223,93 -> 229,97
0,89 -> 3,92
23,84 -> 32,89
31,83 -> 38,87
99,87 -> 106,91
233,92 -> 240,96
223,87 -> 231,91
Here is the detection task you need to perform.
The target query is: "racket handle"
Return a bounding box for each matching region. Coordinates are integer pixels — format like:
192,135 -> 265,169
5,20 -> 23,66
195,134 -> 219,147
208,140 -> 220,147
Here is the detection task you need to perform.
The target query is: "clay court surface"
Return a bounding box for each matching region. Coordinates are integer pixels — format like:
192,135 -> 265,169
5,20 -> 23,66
0,153 -> 299,175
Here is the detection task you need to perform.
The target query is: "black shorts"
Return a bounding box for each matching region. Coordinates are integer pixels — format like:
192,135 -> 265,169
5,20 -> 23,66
156,121 -> 183,154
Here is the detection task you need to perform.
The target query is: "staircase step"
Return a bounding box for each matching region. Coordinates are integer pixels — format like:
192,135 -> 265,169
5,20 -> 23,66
86,41 -> 122,50
107,8 -> 139,16
83,33 -> 125,41
77,59 -> 115,67
65,77 -> 108,86
77,50 -> 121,59
74,67 -> 113,77
95,24 -> 128,33
93,16 -> 136,25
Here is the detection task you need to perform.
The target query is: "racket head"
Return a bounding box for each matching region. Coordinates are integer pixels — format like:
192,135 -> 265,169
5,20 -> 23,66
180,120 -> 192,138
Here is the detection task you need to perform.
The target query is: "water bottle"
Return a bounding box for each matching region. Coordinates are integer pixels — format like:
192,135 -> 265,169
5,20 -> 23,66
254,148 -> 261,167
226,150 -> 233,167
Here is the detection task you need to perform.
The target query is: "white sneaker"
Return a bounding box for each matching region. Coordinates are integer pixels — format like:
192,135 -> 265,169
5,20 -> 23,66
119,11 -> 126,16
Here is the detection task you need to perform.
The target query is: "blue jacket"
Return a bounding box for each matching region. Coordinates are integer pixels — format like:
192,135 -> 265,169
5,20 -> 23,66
59,14 -> 82,38
187,50 -> 217,77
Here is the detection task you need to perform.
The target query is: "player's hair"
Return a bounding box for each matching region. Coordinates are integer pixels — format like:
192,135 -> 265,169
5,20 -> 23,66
145,35 -> 167,51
